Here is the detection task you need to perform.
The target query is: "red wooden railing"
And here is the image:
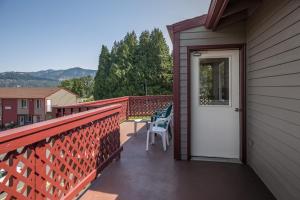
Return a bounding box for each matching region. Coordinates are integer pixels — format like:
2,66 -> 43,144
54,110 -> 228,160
0,105 -> 122,200
52,97 -> 129,122
128,95 -> 172,116
52,95 -> 172,119
0,95 -> 171,199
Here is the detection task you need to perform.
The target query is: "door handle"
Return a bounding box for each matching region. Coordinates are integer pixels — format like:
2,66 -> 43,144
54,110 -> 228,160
234,108 -> 242,112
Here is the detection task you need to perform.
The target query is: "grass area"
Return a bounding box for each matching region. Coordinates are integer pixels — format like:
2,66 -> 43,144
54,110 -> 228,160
128,116 -> 151,120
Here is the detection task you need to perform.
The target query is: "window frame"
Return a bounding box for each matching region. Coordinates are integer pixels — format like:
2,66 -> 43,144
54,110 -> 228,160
21,99 -> 28,109
36,99 -> 42,109
198,55 -> 232,107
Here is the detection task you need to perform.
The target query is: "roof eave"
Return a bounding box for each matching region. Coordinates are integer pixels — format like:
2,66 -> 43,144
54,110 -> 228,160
167,0 -> 232,44
205,0 -> 230,30
167,14 -> 207,44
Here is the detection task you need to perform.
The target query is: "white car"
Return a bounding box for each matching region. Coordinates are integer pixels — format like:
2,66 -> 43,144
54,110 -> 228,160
0,166 -> 22,183
0,169 -> 7,183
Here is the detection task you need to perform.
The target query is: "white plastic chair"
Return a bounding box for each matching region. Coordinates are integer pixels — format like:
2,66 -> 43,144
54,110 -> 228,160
146,113 -> 172,151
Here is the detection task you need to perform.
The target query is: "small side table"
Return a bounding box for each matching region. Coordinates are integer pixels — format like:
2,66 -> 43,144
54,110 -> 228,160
134,119 -> 149,136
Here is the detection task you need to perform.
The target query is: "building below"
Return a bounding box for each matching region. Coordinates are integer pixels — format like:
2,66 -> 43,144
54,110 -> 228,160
0,87 -> 78,128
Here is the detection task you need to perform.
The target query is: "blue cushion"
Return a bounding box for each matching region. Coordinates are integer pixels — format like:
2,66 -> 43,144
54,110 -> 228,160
151,104 -> 172,122
156,120 -> 168,129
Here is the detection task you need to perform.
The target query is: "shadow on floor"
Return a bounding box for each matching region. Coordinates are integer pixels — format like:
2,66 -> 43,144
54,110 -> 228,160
80,121 -> 275,200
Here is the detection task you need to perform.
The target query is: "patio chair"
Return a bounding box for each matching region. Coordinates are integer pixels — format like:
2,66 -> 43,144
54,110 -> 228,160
146,112 -> 173,151
151,104 -> 173,140
151,104 -> 173,122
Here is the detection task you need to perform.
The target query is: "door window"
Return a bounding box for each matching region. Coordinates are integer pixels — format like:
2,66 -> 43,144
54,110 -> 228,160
199,57 -> 230,105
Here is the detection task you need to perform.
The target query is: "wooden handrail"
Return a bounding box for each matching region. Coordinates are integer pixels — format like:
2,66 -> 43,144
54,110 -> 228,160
0,104 -> 122,199
0,104 -> 121,154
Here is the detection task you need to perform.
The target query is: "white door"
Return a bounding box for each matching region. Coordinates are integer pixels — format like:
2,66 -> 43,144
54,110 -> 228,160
46,99 -> 52,112
19,116 -> 25,126
33,116 -> 38,123
191,50 -> 240,159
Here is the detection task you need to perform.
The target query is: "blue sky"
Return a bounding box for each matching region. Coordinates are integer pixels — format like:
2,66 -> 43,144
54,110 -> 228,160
0,0 -> 210,72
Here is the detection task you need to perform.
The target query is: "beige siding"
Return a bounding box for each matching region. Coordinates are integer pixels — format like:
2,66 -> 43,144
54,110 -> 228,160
34,99 -> 44,115
17,99 -> 29,115
34,99 -> 45,121
179,22 -> 246,160
246,0 -> 300,199
46,89 -> 77,109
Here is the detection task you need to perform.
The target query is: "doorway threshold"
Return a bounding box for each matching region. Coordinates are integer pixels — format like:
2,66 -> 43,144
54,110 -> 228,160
191,156 -> 241,164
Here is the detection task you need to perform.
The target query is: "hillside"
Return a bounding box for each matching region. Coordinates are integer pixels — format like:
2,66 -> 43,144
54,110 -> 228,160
29,67 -> 96,81
0,67 -> 96,87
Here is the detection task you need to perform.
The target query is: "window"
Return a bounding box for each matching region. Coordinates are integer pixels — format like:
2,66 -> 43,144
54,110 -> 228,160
46,99 -> 52,112
199,57 -> 230,105
21,99 -> 28,108
36,99 -> 42,109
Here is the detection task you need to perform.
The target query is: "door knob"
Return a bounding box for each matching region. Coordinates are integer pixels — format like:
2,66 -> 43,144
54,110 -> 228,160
234,108 -> 241,112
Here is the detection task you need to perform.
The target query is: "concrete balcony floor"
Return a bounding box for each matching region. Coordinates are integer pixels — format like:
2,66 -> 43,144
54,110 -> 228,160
80,121 -> 275,200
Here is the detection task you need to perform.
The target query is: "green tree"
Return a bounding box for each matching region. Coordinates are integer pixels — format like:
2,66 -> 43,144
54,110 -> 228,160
123,31 -> 138,95
136,30 -> 151,95
93,28 -> 172,100
59,76 -> 94,98
147,28 -> 172,94
94,45 -> 111,99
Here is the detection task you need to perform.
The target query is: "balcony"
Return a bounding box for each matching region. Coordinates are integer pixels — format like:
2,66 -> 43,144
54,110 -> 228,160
80,121 -> 275,200
0,95 -> 274,200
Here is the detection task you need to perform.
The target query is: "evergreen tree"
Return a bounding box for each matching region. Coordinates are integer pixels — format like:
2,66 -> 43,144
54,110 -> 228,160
93,28 -> 172,100
123,31 -> 138,95
136,30 -> 151,95
94,45 -> 111,99
148,28 -> 172,94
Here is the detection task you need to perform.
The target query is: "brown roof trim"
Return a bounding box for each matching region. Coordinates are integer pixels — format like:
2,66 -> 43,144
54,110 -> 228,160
167,0 -> 231,42
167,14 -> 207,43
205,0 -> 229,30
0,87 -> 61,99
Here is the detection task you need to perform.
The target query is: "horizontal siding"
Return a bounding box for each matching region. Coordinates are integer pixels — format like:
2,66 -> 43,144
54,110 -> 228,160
248,32 -> 300,64
178,22 -> 245,160
248,59 -> 300,79
248,73 -> 300,87
247,0 -> 300,48
47,89 -> 77,107
246,0 -> 300,199
248,18 -> 300,57
247,95 -> 300,113
248,46 -> 300,71
248,86 -> 300,99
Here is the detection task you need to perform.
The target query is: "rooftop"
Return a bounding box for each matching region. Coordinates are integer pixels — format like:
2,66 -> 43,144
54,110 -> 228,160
0,87 -> 63,98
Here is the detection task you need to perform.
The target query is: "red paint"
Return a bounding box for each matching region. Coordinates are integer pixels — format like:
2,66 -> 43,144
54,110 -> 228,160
2,99 -> 18,126
53,95 -> 172,123
0,104 -> 122,199
167,15 -> 207,42
29,99 -> 34,115
173,32 -> 181,160
205,0 -> 229,30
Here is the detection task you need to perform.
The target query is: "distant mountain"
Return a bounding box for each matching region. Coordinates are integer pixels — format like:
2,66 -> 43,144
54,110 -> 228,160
0,67 -> 97,87
29,67 -> 96,81
0,72 -> 58,87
